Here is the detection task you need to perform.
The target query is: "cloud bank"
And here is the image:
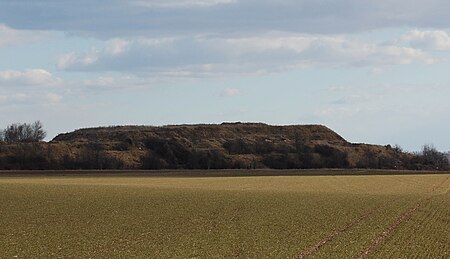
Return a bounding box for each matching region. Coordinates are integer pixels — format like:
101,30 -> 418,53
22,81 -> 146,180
2,1 -> 450,82
2,1 -> 450,37
56,33 -> 437,79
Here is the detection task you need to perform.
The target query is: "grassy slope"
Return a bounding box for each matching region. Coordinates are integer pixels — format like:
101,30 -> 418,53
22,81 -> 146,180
0,173 -> 449,258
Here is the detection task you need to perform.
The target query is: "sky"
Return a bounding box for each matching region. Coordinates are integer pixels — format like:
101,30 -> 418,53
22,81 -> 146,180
1,0 -> 450,151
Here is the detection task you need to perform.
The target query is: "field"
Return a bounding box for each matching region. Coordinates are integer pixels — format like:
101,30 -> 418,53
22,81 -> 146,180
0,171 -> 449,258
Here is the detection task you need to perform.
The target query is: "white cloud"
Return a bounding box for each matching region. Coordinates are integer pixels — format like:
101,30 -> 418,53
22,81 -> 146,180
56,34 -> 435,79
0,69 -> 63,87
221,88 -> 240,97
226,35 -> 434,66
400,30 -> 450,51
0,24 -> 47,47
57,52 -> 99,70
81,75 -> 174,90
64,37 -> 174,70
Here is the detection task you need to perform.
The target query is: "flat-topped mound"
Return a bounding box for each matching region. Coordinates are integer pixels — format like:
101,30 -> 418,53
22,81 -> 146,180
52,123 -> 347,145
1,123 -> 414,170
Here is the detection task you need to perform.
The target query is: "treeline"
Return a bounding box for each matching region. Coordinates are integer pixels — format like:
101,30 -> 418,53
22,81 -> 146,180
410,144 -> 449,171
1,141 -> 448,171
354,144 -> 449,171
139,141 -> 448,171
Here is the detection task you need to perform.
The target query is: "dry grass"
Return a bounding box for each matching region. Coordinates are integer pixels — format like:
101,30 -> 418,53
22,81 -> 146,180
0,173 -> 448,258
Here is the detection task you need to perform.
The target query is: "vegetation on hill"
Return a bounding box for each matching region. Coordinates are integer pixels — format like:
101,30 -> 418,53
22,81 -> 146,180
0,122 -> 448,170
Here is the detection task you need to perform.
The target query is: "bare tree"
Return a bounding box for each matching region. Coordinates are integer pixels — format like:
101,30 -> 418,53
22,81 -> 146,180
4,123 -> 21,142
3,121 -> 47,143
420,144 -> 449,171
31,121 -> 46,142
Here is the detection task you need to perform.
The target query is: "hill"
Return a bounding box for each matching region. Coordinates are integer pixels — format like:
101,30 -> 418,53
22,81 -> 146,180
0,123 -> 416,170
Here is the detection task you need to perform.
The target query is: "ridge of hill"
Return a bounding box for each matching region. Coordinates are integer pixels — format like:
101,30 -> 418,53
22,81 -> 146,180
53,123 -> 348,145
1,123 -> 411,170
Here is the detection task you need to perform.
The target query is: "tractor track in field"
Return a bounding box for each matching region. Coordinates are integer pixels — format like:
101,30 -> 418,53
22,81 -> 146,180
294,205 -> 380,259
295,176 -> 450,259
357,176 -> 449,259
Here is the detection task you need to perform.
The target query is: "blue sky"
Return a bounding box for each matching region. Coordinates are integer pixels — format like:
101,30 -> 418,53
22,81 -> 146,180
1,0 -> 450,151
